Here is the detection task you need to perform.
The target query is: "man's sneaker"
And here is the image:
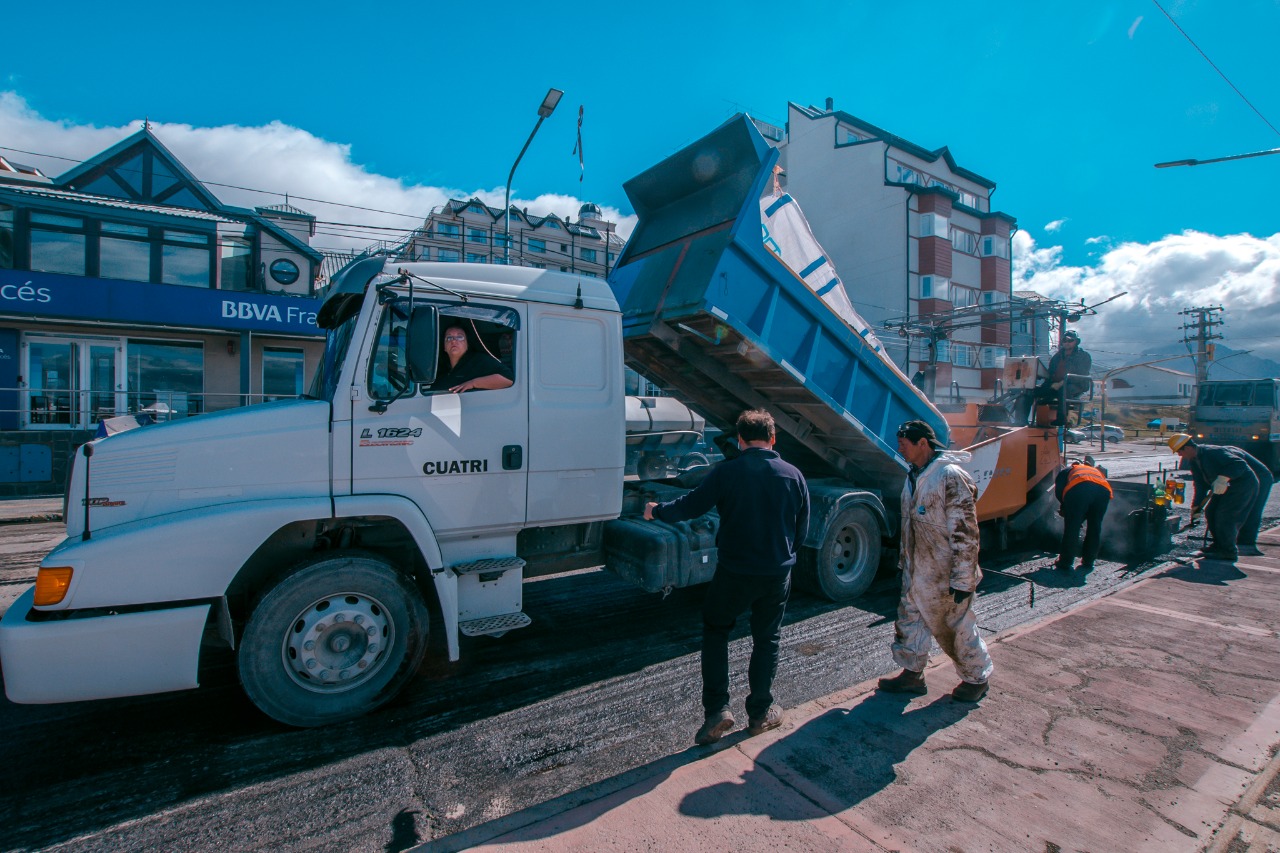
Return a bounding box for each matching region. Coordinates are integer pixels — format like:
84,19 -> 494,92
952,680 -> 989,703
877,668 -> 927,695
694,709 -> 735,745
1237,544 -> 1264,557
747,705 -> 784,736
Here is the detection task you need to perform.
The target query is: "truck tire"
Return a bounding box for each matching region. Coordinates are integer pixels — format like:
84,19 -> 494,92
238,552 -> 430,727
798,504 -> 881,602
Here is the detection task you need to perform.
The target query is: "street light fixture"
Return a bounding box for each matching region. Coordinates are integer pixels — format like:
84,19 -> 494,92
504,88 -> 563,264
1155,146 -> 1280,168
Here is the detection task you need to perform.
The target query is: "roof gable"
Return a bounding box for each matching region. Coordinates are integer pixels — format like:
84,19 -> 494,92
55,128 -> 224,212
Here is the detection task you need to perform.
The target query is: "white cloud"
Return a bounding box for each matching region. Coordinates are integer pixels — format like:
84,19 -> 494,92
1014,229 -> 1280,365
0,92 -> 635,254
1044,219 -> 1066,233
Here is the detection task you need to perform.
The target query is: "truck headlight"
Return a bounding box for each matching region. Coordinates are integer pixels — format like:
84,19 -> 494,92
34,567 -> 74,606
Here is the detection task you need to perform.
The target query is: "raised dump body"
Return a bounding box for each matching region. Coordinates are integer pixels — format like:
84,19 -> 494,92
608,114 -> 947,497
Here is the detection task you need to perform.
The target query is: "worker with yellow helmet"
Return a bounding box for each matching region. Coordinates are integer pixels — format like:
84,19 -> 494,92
1168,434 -> 1273,560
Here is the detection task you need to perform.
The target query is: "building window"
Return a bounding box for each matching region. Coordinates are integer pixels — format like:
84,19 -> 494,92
100,222 -> 151,282
530,262 -> 546,269
495,232 -> 511,249
607,252 -> 616,264
438,248 -> 459,262
529,238 -> 546,253
935,340 -> 951,363
29,212 -> 87,276
560,243 -> 568,252
263,347 -> 305,400
468,204 -> 487,215
952,344 -> 973,367
127,339 -> 203,416
436,223 -> 460,238
161,230 -> 211,288
952,287 -> 978,308
0,204 -> 14,269
579,248 -> 597,262
467,228 -> 488,244
950,226 -> 979,256
918,212 -> 948,239
581,271 -> 598,278
980,236 -> 1009,258
268,258 -> 300,285
544,220 -> 561,230
560,266 -> 570,272
1018,318 -> 1030,333
920,275 -> 949,300
466,253 -> 487,263
220,236 -> 254,291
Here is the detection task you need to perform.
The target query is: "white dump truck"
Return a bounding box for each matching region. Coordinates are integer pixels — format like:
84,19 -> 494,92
0,116 -> 948,726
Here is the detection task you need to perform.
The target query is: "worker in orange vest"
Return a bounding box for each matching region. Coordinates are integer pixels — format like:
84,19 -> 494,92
1053,461 -> 1113,571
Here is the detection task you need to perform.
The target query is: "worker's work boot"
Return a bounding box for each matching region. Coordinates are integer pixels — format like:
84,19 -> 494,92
877,668 -> 927,695
747,705 -> 785,736
1196,547 -> 1238,562
1237,544 -> 1264,557
952,680 -> 990,703
694,709 -> 735,745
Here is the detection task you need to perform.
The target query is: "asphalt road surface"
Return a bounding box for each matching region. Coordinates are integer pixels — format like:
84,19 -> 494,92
0,453 -> 1273,852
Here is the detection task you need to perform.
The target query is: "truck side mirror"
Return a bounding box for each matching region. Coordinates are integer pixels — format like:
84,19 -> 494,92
407,305 -> 439,385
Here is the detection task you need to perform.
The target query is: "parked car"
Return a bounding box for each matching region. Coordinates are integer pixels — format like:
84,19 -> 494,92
1064,428 -> 1087,444
1079,424 -> 1124,442
1147,418 -> 1188,430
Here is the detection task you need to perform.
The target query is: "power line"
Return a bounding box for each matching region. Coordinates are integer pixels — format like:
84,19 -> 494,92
1152,0 -> 1280,139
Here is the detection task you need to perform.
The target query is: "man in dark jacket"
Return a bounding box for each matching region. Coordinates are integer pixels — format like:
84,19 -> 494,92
1170,435 -> 1272,560
1033,330 -> 1092,425
645,409 -> 809,745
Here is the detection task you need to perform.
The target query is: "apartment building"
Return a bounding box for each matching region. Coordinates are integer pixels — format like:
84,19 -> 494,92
765,101 -> 1017,401
406,198 -> 623,278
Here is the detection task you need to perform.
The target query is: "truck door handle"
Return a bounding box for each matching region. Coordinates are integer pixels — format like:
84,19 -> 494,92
502,445 -> 523,470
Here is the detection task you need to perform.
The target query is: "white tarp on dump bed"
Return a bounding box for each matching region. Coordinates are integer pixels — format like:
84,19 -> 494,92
760,184 -> 930,406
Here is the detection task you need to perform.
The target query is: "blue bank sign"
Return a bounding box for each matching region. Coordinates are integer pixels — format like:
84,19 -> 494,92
0,269 -> 323,335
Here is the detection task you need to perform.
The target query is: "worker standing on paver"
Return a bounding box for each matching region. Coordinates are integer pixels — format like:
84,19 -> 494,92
645,408 -> 809,745
1169,434 -> 1273,560
878,420 -> 993,703
1053,461 -> 1113,572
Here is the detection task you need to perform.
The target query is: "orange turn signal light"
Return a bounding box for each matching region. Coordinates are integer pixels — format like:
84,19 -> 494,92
34,567 -> 74,606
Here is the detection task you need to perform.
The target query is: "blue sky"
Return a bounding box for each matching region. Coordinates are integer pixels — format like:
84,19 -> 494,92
2,0 -> 1279,366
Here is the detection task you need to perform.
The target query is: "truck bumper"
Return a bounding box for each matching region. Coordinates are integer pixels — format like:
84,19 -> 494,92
0,587 -> 209,704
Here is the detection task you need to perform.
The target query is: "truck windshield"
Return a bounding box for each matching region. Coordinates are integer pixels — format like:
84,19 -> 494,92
308,312 -> 359,402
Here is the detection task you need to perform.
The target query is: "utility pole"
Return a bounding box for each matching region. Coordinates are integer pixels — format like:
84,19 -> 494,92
1179,306 -> 1224,386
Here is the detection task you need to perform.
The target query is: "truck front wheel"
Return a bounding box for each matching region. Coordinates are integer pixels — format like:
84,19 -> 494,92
238,552 -> 430,727
798,504 -> 881,602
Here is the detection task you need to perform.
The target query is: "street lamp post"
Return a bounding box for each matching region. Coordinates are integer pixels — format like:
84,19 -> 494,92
504,88 -> 563,264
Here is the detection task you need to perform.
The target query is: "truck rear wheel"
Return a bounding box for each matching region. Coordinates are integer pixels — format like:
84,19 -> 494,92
238,552 -> 430,727
798,504 -> 881,602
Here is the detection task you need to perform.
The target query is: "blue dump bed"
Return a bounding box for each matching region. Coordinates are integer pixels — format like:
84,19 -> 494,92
608,115 -> 948,496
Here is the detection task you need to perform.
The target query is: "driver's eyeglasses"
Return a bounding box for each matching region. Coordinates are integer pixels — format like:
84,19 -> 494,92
444,335 -> 466,342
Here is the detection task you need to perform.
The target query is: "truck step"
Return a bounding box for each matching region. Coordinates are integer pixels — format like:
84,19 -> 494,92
459,612 -> 533,638
451,556 -> 526,575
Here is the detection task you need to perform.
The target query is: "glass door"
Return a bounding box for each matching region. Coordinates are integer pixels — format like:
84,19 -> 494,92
23,337 -> 124,429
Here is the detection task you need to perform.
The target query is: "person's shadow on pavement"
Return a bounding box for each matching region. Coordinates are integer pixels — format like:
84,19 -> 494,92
1156,558 -> 1246,586
678,691 -> 972,820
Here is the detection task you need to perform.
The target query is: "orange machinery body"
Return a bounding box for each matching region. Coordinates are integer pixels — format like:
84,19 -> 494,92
944,403 -> 1063,523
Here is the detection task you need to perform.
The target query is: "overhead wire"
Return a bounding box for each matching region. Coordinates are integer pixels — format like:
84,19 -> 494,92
1152,0 -> 1280,139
